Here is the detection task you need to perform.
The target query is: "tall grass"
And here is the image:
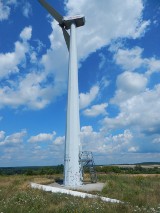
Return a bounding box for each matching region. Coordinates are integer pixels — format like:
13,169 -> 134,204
101,174 -> 160,212
0,174 -> 160,213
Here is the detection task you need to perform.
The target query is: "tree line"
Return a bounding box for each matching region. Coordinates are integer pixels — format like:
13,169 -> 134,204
0,165 -> 64,176
0,164 -> 159,176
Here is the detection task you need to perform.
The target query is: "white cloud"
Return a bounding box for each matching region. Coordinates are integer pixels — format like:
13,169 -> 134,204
0,130 -> 26,146
117,71 -> 147,92
53,136 -> 65,145
80,125 -> 107,153
128,146 -> 139,152
28,131 -> 56,143
0,0 -> 17,21
22,2 -> 32,18
79,85 -> 99,109
0,72 -> 54,109
65,0 -> 150,60
132,19 -> 150,39
0,0 -> 32,21
99,53 -> 106,70
20,26 -> 32,41
0,1 -> 10,21
80,126 -> 133,154
6,0 -> 17,4
35,39 -> 45,53
147,58 -> 160,76
113,46 -> 160,76
107,45 -> 160,150
0,129 -> 66,166
100,76 -> 110,89
39,21 -> 68,100
30,52 -> 37,63
111,71 -> 148,104
153,138 -> 160,144
0,25 -> 62,110
0,26 -> 32,79
112,130 -> 133,144
83,103 -> 107,117
114,47 -> 144,71
0,130 -> 5,140
104,84 -> 160,135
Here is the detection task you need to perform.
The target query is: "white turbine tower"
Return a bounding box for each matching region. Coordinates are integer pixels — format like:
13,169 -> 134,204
38,0 -> 85,186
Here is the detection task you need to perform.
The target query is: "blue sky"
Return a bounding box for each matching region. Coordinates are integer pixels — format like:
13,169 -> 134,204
0,0 -> 160,167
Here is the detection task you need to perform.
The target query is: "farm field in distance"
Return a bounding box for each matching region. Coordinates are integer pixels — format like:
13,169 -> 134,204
0,164 -> 160,213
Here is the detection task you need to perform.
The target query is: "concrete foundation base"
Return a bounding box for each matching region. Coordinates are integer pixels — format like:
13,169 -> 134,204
30,182 -> 122,203
49,182 -> 105,192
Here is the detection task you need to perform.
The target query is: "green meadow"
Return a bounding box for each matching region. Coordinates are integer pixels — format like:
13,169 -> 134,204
0,173 -> 159,213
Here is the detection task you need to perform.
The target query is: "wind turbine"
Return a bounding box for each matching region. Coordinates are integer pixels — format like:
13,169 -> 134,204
38,0 -> 85,186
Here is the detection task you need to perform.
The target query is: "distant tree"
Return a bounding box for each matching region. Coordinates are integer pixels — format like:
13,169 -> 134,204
25,169 -> 34,176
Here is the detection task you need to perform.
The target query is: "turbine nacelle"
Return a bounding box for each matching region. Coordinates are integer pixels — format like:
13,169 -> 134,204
38,0 -> 85,50
61,15 -> 85,30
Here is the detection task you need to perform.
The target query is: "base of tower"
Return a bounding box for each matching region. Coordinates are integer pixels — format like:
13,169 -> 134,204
49,181 -> 104,192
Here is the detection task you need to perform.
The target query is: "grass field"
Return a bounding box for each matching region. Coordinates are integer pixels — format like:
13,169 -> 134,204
0,174 -> 160,213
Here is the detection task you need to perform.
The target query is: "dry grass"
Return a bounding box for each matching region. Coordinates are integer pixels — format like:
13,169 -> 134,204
125,174 -> 160,177
101,174 -> 160,209
31,177 -> 55,185
0,174 -> 160,213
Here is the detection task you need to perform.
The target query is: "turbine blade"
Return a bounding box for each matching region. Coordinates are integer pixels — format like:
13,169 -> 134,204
38,0 -> 63,24
62,27 -> 70,51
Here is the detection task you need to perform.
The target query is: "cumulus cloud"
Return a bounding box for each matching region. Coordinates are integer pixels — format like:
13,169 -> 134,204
99,53 -> 106,70
0,131 -> 5,140
113,46 -> 160,76
0,0 -> 17,21
83,103 -> 107,117
128,146 -> 139,152
28,131 -> 56,143
22,2 -> 32,18
80,125 -> 107,153
0,72 -> 54,109
79,85 -> 99,109
0,25 -> 63,110
6,0 -> 17,4
80,126 -> 133,154
39,21 -> 68,100
117,71 -> 147,93
53,136 -> 65,145
0,26 -> 32,79
114,47 -> 144,71
0,0 -> 32,21
20,26 -> 32,41
0,130 -> 26,146
111,71 -> 148,104
153,138 -> 160,144
147,58 -> 160,76
0,1 -> 10,21
0,129 -> 66,166
106,45 -> 160,144
65,0 -> 150,60
104,84 -> 160,135
0,41 -> 26,78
